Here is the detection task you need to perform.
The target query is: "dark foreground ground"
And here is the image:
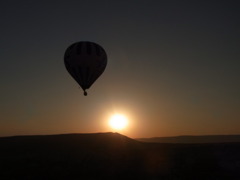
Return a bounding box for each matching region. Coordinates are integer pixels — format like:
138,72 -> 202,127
0,133 -> 240,180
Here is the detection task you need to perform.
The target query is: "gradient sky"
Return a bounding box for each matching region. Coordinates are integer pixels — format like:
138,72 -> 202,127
1,0 -> 240,138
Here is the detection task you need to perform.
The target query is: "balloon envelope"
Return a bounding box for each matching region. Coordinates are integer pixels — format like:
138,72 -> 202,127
64,41 -> 107,95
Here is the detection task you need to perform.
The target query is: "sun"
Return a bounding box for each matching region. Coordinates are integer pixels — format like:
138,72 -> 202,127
109,114 -> 128,130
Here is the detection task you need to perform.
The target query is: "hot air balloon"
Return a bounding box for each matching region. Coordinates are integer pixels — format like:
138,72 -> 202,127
64,41 -> 107,96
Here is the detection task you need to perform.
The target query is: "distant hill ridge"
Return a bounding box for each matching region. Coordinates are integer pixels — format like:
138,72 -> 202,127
136,135 -> 240,143
1,132 -> 240,179
2,133 -> 240,144
0,132 -> 140,146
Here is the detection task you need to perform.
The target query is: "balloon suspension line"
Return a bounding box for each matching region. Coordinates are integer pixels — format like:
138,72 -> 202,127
84,90 -> 88,96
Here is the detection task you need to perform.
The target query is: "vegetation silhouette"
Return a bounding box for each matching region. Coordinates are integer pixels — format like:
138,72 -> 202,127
1,133 -> 240,179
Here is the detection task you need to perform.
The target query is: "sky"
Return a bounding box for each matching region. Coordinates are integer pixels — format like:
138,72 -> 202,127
1,0 -> 240,138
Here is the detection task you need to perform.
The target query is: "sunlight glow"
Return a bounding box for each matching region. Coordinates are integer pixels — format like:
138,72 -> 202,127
109,114 -> 128,130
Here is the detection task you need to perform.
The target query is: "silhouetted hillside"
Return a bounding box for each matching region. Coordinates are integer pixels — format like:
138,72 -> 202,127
1,133 -> 240,179
137,135 -> 240,143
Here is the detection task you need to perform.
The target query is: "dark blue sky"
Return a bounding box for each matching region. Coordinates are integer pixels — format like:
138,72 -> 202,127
1,0 -> 240,137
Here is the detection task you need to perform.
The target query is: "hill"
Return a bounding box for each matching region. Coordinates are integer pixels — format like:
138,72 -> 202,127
136,135 -> 240,143
1,133 -> 240,179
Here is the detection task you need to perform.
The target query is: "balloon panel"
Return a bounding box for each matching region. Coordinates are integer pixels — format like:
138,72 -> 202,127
64,41 -> 107,92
